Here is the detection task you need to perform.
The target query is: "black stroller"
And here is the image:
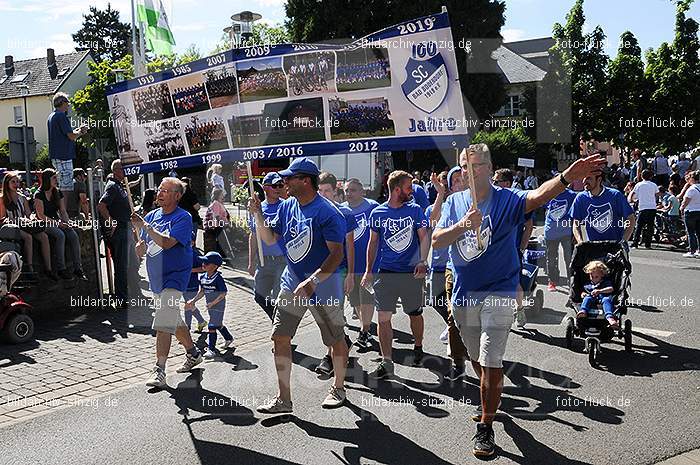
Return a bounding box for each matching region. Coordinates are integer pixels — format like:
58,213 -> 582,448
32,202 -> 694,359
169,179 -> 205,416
564,241 -> 632,367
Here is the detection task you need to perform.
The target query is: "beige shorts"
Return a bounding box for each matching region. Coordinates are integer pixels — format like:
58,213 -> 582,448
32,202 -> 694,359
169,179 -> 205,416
453,295 -> 515,368
272,290 -> 345,346
152,288 -> 186,334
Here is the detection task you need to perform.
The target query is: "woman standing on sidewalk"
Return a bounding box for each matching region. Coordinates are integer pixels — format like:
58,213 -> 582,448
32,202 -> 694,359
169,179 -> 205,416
680,170 -> 700,258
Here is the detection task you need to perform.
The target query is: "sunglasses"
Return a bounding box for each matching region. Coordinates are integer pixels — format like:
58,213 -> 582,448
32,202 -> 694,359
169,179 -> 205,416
265,183 -> 285,188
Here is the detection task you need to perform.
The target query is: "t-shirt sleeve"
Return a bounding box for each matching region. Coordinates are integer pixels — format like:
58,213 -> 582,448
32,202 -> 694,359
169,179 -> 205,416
320,207 -> 345,244
369,209 -> 381,233
140,210 -> 154,241
415,204 -> 428,229
192,254 -> 203,269
58,113 -> 72,136
268,204 -> 283,236
569,193 -> 584,220
617,191 -> 634,218
170,211 -> 193,246
214,275 -> 227,293
345,212 -> 358,234
99,183 -> 115,206
685,187 -> 698,202
504,189 -> 528,229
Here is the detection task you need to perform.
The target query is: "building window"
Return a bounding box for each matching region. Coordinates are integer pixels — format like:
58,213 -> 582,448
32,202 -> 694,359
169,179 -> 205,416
495,95 -> 521,117
10,72 -> 30,83
13,106 -> 23,124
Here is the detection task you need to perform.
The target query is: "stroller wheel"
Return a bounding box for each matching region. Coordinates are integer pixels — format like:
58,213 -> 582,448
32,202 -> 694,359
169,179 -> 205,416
587,338 -> 600,368
624,320 -> 633,353
565,318 -> 575,350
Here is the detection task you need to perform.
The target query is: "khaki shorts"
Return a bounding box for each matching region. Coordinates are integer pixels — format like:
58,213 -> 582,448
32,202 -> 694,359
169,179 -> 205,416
453,295 -> 516,368
272,290 -> 345,346
152,288 -> 186,334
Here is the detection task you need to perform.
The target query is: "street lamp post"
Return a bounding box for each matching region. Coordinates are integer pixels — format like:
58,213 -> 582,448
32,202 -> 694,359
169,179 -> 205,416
229,10 -> 262,46
16,84 -> 30,184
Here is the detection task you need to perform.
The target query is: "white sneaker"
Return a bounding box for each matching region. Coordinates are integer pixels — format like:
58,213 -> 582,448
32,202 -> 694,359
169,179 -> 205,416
439,326 -> 449,344
683,252 -> 695,258
176,352 -> 203,372
203,348 -> 217,360
257,396 -> 293,414
322,386 -> 347,408
145,366 -> 166,388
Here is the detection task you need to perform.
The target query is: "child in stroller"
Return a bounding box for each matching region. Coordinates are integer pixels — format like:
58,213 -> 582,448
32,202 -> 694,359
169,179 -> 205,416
578,260 -> 618,328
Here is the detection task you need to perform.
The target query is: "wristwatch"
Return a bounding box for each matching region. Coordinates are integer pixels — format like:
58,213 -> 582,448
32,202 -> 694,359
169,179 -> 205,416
559,173 -> 570,187
310,275 -> 321,286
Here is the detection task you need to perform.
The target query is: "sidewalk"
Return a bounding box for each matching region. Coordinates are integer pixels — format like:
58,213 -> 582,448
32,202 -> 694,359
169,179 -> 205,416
656,450 -> 700,465
0,255 -> 312,428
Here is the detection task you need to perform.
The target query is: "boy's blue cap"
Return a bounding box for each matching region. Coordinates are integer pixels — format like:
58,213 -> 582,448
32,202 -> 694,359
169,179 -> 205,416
447,166 -> 462,191
262,172 -> 283,185
278,157 -> 320,177
201,251 -> 223,266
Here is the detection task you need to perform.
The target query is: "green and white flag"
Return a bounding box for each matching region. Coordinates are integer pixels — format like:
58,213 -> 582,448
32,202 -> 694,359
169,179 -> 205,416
137,0 -> 176,56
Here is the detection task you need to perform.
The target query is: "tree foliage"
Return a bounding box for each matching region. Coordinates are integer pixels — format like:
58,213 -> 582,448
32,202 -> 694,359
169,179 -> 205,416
471,127 -> 536,168
72,3 -> 131,62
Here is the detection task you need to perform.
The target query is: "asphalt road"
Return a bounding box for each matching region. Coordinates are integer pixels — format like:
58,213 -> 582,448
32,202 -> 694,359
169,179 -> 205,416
2,245 -> 699,465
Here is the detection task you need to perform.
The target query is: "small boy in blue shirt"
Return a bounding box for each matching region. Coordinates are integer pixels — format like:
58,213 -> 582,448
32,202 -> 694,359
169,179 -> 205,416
578,260 -> 618,328
184,235 -> 207,332
185,251 -> 233,358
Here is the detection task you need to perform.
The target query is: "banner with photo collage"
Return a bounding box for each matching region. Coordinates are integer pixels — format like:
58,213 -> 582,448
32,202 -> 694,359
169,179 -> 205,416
105,11 -> 468,176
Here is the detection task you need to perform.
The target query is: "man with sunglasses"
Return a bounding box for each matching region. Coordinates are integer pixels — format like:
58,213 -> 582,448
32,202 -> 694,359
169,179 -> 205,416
132,177 -> 203,388
433,144 -> 605,457
249,157 -> 349,412
248,172 -> 286,320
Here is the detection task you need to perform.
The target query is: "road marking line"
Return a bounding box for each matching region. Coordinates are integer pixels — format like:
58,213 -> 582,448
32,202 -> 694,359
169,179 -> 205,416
633,327 -> 676,338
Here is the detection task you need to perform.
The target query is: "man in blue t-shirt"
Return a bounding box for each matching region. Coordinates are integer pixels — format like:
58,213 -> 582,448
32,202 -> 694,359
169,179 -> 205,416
47,92 -> 88,195
248,172 -> 286,320
342,178 -> 380,349
249,157 -> 349,412
433,144 -> 605,457
132,177 -> 203,389
569,172 -> 635,243
315,171 -> 358,376
361,170 -> 429,379
543,188 -> 578,291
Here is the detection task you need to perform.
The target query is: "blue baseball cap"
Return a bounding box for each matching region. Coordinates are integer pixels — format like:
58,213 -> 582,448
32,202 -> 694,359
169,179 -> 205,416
278,157 -> 320,177
201,251 -> 223,266
262,172 -> 283,185
447,166 -> 462,191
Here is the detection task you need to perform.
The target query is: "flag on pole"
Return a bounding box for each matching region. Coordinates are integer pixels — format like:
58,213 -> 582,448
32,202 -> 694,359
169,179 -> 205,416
136,0 -> 176,56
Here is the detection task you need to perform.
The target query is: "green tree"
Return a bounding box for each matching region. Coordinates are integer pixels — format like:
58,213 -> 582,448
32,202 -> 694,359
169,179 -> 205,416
72,3 -> 131,62
471,127 -> 536,168
643,0 -> 699,153
284,0 -> 506,120
552,0 -> 609,144
605,31 -> 646,148
71,55 -> 134,156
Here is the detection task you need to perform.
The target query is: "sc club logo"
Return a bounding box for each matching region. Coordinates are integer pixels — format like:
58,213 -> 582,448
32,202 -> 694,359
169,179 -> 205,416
401,41 -> 448,114
287,216 -> 313,263
384,217 -> 414,254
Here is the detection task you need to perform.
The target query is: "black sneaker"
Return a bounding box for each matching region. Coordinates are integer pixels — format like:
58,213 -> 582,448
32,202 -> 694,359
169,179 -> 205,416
471,400 -> 502,421
315,354 -> 334,375
472,422 -> 496,457
447,364 -> 467,382
74,269 -> 88,281
413,347 -> 424,366
355,331 -> 370,349
368,359 -> 394,379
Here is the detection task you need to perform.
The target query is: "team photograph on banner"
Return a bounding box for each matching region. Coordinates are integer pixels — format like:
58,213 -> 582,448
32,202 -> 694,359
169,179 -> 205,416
105,11 -> 468,175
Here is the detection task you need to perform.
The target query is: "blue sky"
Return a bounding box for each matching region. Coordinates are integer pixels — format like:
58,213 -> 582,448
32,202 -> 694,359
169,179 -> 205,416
0,0 -> 697,61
